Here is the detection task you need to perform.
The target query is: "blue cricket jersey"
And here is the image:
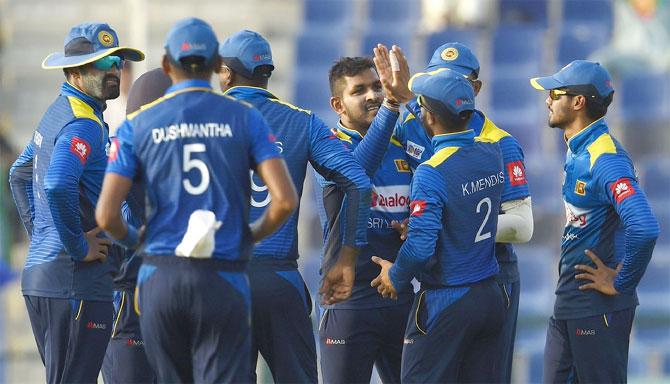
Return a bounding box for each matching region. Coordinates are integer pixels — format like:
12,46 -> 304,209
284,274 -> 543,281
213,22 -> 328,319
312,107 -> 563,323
555,118 -> 659,320
389,130 -> 504,289
9,82 -> 117,301
106,80 -> 281,261
395,101 -> 530,283
317,107 -> 415,309
223,86 -> 371,266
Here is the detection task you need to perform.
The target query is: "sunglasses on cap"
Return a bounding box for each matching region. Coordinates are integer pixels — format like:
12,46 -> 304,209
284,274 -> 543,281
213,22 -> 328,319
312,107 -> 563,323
93,55 -> 123,71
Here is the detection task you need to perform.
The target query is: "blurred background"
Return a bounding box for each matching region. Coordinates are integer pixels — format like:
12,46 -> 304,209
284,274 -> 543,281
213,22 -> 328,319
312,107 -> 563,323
0,0 -> 668,382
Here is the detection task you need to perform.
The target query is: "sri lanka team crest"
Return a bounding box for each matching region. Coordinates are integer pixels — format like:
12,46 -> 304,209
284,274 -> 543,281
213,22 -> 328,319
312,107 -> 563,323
394,159 -> 410,172
575,180 -> 586,196
98,31 -> 114,47
441,47 -> 459,61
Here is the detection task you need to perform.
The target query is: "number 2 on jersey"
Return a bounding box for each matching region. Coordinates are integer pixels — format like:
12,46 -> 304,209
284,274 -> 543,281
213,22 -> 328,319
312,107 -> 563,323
182,143 -> 210,195
475,197 -> 492,243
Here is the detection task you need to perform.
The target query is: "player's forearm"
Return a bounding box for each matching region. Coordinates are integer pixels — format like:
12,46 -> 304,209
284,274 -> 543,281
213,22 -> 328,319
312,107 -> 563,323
613,205 -> 660,294
496,197 -> 533,243
353,105 -> 398,176
9,160 -> 35,237
250,199 -> 296,243
313,151 -> 372,248
44,176 -> 88,260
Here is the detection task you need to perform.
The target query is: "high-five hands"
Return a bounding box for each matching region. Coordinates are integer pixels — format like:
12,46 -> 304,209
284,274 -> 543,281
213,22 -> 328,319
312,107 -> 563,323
373,44 -> 413,104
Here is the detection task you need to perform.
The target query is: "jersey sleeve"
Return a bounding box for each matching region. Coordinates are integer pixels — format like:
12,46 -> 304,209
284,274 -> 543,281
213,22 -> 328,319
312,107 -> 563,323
352,105 -> 398,176
9,141 -> 35,237
308,114 -> 371,248
499,135 -> 530,202
246,107 -> 282,167
389,165 -> 445,288
594,154 -> 660,295
44,119 -> 103,261
106,119 -> 139,180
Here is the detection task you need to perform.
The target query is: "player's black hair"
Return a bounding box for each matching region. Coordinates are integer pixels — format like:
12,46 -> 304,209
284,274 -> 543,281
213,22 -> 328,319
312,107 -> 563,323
165,48 -> 218,79
329,57 -> 376,97
584,93 -> 613,120
421,95 -> 472,132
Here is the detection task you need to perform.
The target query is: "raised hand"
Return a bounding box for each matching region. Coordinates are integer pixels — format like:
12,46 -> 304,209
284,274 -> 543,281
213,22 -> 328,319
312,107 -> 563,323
373,44 -> 413,104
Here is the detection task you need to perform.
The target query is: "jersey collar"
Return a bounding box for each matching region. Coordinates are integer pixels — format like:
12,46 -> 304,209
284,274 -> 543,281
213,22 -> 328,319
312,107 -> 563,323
467,110 -> 486,136
336,121 -> 363,142
166,79 -> 212,94
431,129 -> 476,152
566,117 -> 608,154
62,81 -> 105,113
223,85 -> 276,100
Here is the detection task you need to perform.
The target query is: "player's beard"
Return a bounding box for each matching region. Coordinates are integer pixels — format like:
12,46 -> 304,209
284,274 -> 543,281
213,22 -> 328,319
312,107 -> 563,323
82,72 -> 121,101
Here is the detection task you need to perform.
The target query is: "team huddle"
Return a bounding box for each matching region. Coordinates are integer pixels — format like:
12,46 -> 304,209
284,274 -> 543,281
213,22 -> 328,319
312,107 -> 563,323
8,16 -> 660,384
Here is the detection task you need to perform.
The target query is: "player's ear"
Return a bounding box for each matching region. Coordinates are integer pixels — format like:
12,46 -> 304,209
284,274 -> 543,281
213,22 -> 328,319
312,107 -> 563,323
161,55 -> 171,76
573,95 -> 587,111
472,80 -> 482,96
330,96 -> 344,115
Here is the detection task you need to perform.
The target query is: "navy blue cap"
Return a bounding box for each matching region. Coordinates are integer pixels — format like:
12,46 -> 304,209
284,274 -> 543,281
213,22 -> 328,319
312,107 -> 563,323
426,42 -> 480,77
219,30 -> 274,78
165,18 -> 219,65
409,68 -> 475,115
126,68 -> 172,114
42,22 -> 144,69
530,60 -> 614,101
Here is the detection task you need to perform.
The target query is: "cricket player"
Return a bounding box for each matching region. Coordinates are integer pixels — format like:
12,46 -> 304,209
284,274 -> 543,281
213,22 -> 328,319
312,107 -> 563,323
218,29 -> 372,383
8,22 -> 144,383
318,45 -> 415,384
95,18 -> 297,382
530,60 -> 660,383
372,68 -> 507,383
101,68 -> 171,384
393,42 -> 533,382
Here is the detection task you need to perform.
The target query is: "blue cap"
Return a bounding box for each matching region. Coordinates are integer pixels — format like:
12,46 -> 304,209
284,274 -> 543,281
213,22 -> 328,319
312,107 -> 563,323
530,60 -> 614,101
42,22 -> 144,69
426,42 -> 480,77
409,68 -> 475,116
219,30 -> 274,78
165,18 -> 219,66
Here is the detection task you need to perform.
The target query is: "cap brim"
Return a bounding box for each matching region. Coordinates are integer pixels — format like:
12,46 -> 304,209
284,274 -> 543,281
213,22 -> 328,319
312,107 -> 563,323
42,47 -> 145,69
530,76 -> 564,91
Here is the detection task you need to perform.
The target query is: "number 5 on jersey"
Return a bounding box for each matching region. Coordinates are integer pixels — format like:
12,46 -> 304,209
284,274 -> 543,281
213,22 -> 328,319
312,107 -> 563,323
183,143 -> 210,195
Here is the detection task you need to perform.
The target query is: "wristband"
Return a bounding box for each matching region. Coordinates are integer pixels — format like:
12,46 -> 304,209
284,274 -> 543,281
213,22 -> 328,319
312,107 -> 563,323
118,225 -> 140,249
382,98 -> 400,113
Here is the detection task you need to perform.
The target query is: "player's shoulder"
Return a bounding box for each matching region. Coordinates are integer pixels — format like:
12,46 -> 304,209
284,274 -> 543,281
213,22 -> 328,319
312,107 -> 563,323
423,145 -> 461,168
477,114 -> 512,143
586,131 -> 632,172
65,96 -> 103,129
266,97 -> 312,116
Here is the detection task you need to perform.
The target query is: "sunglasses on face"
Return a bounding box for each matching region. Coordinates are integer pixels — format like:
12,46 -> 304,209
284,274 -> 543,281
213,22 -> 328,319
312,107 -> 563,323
549,89 -> 577,100
93,55 -> 123,71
